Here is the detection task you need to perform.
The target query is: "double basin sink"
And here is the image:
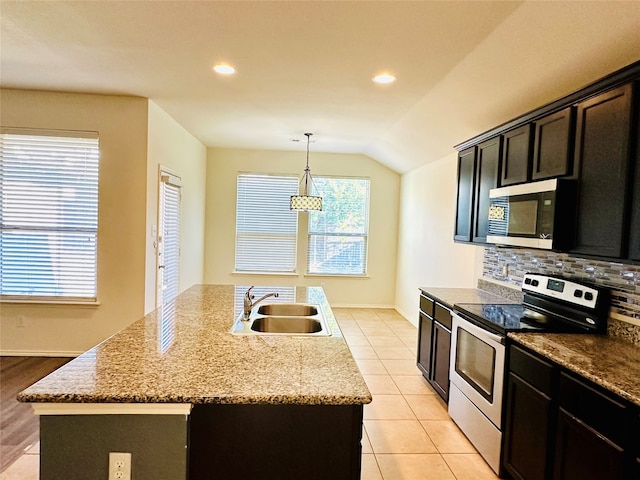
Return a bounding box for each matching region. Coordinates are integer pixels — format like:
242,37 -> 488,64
230,303 -> 331,336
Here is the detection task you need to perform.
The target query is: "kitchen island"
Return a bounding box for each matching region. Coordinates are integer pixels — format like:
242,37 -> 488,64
19,285 -> 371,480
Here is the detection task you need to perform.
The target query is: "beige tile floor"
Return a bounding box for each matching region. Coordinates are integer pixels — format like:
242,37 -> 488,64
335,307 -> 500,480
1,308 -> 500,480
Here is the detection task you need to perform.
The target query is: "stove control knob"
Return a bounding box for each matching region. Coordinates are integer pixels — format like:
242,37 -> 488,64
531,279 -> 539,287
524,278 -> 532,285
574,289 -> 583,298
584,292 -> 594,301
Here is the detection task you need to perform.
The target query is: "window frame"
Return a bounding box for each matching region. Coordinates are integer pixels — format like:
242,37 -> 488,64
306,175 -> 370,277
0,128 -> 100,304
234,172 -> 300,275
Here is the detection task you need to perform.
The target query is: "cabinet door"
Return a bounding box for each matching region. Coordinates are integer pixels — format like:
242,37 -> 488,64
417,312 -> 433,379
503,373 -> 552,480
454,147 -> 477,242
553,408 -> 625,480
532,107 -> 574,180
431,323 -> 451,402
473,137 -> 501,243
571,84 -> 633,258
501,124 -> 533,186
628,112 -> 640,261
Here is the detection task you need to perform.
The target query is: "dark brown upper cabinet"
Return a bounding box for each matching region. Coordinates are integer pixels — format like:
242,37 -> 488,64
473,137 -> 501,244
570,84 -> 634,259
629,105 -> 640,262
532,107 -> 575,180
500,124 -> 533,186
454,61 -> 640,258
454,146 -> 477,243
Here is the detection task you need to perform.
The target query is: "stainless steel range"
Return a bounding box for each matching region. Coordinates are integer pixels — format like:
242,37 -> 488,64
448,273 -> 610,475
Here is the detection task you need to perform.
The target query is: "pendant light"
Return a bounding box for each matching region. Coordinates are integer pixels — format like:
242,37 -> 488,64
290,132 -> 323,211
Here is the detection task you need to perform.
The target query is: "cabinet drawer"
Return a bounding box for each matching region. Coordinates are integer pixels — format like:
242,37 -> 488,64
509,344 -> 554,396
419,294 -> 434,317
558,372 -> 628,446
434,303 -> 452,330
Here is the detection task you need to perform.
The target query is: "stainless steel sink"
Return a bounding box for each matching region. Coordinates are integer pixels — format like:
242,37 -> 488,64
256,303 -> 318,317
250,316 -> 323,334
229,303 -> 330,336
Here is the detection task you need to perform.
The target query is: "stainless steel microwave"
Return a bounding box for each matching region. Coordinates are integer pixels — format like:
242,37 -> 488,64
487,179 -> 576,250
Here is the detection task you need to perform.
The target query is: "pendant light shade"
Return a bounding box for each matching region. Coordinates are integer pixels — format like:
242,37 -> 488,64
290,194 -> 323,211
290,133 -> 322,211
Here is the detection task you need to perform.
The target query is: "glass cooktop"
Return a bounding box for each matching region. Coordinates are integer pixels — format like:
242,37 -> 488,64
454,303 -> 563,334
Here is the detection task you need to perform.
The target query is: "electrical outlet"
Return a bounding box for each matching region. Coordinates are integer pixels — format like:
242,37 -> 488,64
108,452 -> 131,480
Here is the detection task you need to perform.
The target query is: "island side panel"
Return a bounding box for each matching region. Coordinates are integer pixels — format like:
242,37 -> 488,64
189,403 -> 364,480
40,414 -> 188,480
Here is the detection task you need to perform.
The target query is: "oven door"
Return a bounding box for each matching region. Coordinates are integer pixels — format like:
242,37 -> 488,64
449,313 -> 505,428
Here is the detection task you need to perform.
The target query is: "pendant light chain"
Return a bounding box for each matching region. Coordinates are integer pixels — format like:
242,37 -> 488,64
303,132 -> 312,196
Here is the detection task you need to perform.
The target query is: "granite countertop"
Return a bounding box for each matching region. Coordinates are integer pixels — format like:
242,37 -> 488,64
509,332 -> 640,407
18,285 -> 372,406
419,286 -> 518,307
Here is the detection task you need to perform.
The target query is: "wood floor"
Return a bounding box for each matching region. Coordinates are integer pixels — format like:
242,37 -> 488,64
0,356 -> 71,473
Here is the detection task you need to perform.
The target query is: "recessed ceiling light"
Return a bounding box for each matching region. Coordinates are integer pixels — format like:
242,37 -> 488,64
373,73 -> 396,84
213,64 -> 236,75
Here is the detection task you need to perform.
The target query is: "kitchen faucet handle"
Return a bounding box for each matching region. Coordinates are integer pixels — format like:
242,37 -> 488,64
245,286 -> 255,299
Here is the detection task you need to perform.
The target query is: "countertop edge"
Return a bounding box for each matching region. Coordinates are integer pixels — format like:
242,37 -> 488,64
508,333 -> 640,408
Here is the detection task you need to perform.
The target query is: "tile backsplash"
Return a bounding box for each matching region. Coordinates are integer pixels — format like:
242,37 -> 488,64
482,247 -> 640,345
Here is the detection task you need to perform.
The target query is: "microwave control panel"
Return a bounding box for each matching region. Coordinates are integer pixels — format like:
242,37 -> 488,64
538,191 -> 555,237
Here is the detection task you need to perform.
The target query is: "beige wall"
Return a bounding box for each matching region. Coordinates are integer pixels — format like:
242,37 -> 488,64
394,153 -> 481,324
145,101 -> 207,313
204,147 -> 400,307
0,89 -> 149,355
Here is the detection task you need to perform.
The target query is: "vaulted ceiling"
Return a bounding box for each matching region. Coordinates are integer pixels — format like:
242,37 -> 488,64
1,1 -> 639,173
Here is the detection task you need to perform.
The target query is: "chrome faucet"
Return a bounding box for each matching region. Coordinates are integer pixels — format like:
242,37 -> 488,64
243,286 -> 279,320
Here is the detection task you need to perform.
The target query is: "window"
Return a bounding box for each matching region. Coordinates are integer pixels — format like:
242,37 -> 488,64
308,177 -> 370,275
0,129 -> 99,301
234,174 -> 299,273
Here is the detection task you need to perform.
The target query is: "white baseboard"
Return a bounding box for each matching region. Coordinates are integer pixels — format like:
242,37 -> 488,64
395,307 -> 415,326
0,350 -> 80,357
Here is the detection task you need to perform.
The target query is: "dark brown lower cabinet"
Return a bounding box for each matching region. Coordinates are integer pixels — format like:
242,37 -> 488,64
430,322 -> 451,401
503,373 -> 552,480
553,408 -> 624,480
417,311 -> 434,379
417,293 -> 451,403
504,343 -> 638,480
189,403 -> 363,480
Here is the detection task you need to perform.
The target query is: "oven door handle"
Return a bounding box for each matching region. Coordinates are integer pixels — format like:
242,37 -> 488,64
452,313 -> 504,346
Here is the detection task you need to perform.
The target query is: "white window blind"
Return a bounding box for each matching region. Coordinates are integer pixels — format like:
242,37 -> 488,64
0,129 -> 99,301
235,174 -> 298,273
159,173 -> 181,304
308,177 -> 370,275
